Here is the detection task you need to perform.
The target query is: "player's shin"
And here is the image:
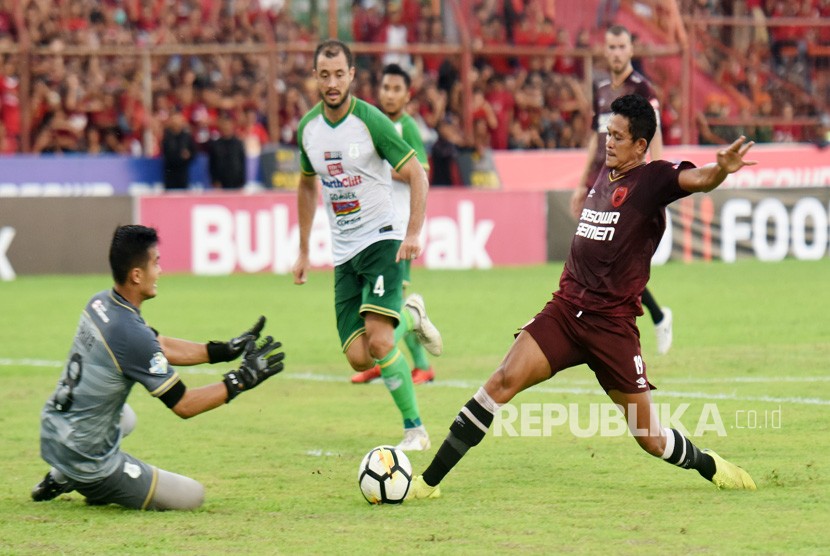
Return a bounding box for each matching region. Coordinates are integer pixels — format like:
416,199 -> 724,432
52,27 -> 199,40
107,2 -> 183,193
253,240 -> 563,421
660,428 -> 716,480
422,387 -> 499,487
378,347 -> 420,427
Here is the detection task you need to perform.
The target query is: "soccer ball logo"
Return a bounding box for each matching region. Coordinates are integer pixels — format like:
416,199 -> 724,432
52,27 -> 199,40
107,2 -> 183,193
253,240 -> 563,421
357,446 -> 412,504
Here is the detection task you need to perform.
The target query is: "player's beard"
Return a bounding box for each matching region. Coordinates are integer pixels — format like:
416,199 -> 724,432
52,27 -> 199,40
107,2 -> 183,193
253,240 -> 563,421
323,90 -> 350,111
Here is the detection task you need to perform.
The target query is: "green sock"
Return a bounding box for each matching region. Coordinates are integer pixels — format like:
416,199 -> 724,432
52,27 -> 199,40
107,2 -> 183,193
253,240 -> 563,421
377,347 -> 421,428
404,331 -> 430,370
394,306 -> 415,344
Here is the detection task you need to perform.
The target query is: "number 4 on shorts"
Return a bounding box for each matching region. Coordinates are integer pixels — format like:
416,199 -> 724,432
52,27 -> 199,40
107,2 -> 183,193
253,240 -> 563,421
373,275 -> 385,297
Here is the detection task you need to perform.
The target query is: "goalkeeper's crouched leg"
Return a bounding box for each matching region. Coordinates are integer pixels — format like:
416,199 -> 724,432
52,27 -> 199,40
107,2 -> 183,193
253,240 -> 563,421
146,469 -> 205,511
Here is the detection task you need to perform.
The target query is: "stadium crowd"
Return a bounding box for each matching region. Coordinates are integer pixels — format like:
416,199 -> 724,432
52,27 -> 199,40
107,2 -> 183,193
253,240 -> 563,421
0,0 -> 827,180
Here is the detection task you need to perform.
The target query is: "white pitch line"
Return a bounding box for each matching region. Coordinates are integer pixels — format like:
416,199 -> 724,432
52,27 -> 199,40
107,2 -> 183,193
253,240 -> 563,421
280,372 -> 830,406
5,359 -> 830,406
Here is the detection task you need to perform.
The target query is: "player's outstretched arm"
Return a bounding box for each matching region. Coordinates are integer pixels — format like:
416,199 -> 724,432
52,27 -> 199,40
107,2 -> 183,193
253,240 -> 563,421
207,316 -> 266,363
168,337 -> 284,418
223,337 -> 285,402
679,136 -> 757,194
159,316 -> 266,366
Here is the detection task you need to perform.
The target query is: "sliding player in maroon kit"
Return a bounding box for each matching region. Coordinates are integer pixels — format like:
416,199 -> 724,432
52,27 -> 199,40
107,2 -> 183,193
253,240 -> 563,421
408,94 -> 758,500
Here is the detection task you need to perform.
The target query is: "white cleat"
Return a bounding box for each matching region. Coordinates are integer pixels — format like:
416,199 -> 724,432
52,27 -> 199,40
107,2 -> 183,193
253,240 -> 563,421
395,425 -> 431,452
404,293 -> 443,356
655,307 -> 673,355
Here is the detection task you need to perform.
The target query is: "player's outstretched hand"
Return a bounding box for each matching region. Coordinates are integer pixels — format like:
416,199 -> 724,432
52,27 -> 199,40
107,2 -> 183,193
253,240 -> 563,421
207,316 -> 266,363
223,337 -> 285,402
717,136 -> 757,174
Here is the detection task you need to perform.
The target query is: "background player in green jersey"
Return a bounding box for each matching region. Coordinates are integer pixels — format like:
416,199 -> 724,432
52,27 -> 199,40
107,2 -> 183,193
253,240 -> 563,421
350,63 -> 436,386
32,225 -> 284,510
292,40 -> 441,452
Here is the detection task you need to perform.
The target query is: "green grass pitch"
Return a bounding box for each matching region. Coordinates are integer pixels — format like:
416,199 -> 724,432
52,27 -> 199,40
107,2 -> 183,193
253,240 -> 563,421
1,260 -> 828,554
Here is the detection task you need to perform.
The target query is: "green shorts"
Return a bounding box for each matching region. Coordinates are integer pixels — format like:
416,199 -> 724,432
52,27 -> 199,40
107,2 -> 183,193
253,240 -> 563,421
335,239 -> 403,351
400,258 -> 412,287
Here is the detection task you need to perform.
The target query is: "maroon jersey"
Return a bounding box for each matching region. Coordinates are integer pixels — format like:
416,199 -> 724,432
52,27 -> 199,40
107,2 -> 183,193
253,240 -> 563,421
557,159 -> 695,316
585,71 -> 661,189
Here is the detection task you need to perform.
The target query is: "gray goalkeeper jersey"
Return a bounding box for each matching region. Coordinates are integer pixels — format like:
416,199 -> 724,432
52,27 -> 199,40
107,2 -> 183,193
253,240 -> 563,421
40,289 -> 180,482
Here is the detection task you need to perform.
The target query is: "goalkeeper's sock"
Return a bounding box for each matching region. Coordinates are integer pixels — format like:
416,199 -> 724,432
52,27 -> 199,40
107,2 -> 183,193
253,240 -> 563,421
404,331 -> 431,370
642,287 -> 665,325
422,387 -> 499,487
377,347 -> 421,427
393,307 -> 416,344
661,428 -> 716,480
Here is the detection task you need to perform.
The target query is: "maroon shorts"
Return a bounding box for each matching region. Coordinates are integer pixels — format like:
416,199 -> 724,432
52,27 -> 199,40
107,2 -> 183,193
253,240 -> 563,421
522,296 -> 655,394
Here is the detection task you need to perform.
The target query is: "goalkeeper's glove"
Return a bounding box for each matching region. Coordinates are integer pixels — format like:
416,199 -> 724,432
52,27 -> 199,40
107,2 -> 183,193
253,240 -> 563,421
206,316 -> 266,364
223,337 -> 285,402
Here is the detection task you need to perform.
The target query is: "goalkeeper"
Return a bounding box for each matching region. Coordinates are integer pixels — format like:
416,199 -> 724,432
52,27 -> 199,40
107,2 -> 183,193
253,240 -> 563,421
31,225 -> 285,511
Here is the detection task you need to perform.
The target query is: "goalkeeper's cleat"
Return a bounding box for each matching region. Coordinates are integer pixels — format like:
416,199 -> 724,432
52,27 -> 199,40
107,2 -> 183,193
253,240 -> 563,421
411,366 -> 435,384
351,365 -> 381,384
704,449 -> 757,490
654,307 -> 673,355
31,472 -> 71,502
407,475 -> 441,500
396,425 -> 431,452
404,294 -> 443,357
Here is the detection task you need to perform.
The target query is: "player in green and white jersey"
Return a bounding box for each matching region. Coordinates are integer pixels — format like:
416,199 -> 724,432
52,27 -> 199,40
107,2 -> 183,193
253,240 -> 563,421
292,40 -> 442,451
350,63 -> 436,386
32,225 -> 284,510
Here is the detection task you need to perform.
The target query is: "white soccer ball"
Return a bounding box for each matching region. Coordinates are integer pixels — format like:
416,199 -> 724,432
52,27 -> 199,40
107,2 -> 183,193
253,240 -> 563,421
357,445 -> 412,504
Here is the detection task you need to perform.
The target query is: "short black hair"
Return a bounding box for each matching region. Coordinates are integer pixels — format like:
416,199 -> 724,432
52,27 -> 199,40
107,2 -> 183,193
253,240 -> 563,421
313,39 -> 354,70
610,94 -> 656,148
381,63 -> 411,88
606,24 -> 631,39
109,225 -> 158,285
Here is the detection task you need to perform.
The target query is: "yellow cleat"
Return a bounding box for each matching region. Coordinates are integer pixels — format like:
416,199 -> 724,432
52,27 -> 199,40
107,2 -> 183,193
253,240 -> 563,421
704,450 -> 757,490
407,475 -> 441,500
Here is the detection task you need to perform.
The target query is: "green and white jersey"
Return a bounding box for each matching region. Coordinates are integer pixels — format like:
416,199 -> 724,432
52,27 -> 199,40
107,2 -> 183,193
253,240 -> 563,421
298,97 -> 416,265
390,112 -> 430,226
40,290 -> 180,482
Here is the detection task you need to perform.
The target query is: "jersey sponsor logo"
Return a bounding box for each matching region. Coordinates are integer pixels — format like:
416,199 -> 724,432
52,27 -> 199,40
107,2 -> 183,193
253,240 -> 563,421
580,208 -> 620,224
576,209 -> 620,242
91,298 -> 110,323
336,215 -> 362,227
324,151 -> 342,160
327,162 -> 343,176
332,200 -> 361,216
321,174 -> 363,189
148,352 -> 169,375
329,191 -> 356,201
576,222 -> 615,241
611,186 -> 629,207
348,143 -> 360,159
